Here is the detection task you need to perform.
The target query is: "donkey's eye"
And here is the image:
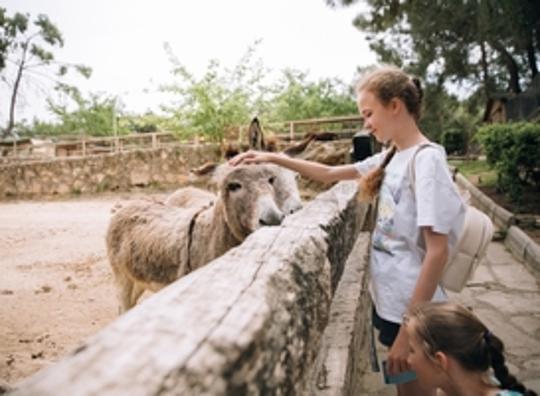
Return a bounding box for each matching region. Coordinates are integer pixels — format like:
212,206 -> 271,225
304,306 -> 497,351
227,182 -> 242,192
268,176 -> 275,184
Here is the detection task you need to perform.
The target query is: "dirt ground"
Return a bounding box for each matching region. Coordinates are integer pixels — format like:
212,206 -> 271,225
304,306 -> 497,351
0,186 -> 320,389
0,191 -> 170,387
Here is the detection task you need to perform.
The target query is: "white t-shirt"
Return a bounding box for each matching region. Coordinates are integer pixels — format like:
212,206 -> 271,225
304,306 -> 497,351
354,143 -> 466,323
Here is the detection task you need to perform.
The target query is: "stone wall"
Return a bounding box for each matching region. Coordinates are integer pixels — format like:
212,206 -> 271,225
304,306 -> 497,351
455,174 -> 514,229
455,173 -> 540,275
0,144 -> 222,200
7,181 -> 371,396
505,226 -> 540,276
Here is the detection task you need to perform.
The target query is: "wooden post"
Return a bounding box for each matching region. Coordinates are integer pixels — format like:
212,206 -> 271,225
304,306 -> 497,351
152,133 -> 157,149
82,138 -> 86,157
238,125 -> 243,144
289,122 -> 295,142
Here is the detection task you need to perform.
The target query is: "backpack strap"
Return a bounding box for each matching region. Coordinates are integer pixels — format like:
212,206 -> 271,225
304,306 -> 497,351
408,142 -> 437,200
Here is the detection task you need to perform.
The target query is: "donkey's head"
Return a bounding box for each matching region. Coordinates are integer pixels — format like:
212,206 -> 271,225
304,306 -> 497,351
215,164 -> 284,241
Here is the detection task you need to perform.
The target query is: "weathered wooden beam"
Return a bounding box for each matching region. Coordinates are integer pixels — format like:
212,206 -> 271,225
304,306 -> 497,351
9,181 -> 368,396
306,232 -> 372,395
286,115 -> 363,126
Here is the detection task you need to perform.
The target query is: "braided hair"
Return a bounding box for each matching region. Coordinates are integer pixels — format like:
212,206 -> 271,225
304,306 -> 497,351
358,145 -> 396,202
408,302 -> 537,396
485,331 -> 533,395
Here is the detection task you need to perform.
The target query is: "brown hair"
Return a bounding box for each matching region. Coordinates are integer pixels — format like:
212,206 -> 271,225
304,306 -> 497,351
358,145 -> 396,202
356,65 -> 423,202
408,302 -> 537,396
356,65 -> 423,120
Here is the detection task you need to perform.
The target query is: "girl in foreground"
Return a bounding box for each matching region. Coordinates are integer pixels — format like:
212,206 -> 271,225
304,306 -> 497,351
406,302 -> 537,396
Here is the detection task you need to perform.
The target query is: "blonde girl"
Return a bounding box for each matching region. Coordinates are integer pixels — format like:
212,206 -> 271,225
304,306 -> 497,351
230,65 -> 466,396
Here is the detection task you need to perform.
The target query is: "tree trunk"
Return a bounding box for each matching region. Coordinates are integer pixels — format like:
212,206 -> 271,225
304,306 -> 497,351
5,40 -> 29,139
527,39 -> 538,79
480,41 -> 492,99
536,24 -> 540,55
491,41 -> 522,94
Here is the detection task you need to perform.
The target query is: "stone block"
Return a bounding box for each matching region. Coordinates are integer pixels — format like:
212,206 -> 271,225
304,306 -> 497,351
489,261 -> 538,290
455,174 -> 514,229
505,226 -> 540,276
486,242 -> 515,265
468,259 -> 496,285
511,315 -> 540,337
0,145 -> 226,199
473,308 -> 540,357
476,291 -> 540,315
524,379 -> 540,395
56,183 -> 71,195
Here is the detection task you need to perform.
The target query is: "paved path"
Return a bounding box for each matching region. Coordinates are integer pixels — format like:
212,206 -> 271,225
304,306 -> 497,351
359,239 -> 540,395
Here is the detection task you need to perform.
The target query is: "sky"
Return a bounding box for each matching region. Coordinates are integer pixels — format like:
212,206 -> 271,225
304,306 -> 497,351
1,0 -> 376,124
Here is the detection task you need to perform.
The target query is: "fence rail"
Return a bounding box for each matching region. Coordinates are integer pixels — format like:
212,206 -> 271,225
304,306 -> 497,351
0,132 -> 183,161
7,182 -> 368,396
53,132 -> 181,157
1,115 -> 364,161
242,115 -> 363,142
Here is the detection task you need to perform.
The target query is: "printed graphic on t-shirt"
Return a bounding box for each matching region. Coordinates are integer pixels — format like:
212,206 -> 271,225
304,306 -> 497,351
372,171 -> 401,256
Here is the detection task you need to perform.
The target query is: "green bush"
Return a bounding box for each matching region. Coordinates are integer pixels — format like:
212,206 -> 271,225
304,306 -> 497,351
476,122 -> 540,202
441,128 -> 467,155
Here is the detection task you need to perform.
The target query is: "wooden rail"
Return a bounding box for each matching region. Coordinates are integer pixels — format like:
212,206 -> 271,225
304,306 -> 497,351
262,115 -> 363,142
7,182 -> 369,395
1,115 -> 364,160
53,132 -> 180,157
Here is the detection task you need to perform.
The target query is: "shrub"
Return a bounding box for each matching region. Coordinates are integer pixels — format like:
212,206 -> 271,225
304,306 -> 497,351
441,128 -> 467,155
476,122 -> 540,202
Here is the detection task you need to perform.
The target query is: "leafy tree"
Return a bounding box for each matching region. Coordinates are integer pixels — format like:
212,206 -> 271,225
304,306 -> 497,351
16,85 -> 129,138
326,0 -> 539,97
123,112 -> 175,134
160,42 -> 360,142
0,8 -> 91,138
268,69 -> 357,122
160,41 -> 270,142
44,85 -> 128,137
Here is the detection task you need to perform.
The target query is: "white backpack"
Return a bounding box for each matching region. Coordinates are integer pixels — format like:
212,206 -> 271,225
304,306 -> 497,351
409,144 -> 494,292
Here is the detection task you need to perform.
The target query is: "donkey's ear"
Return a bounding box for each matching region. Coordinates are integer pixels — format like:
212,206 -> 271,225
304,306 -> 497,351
190,162 -> 219,177
282,134 -> 316,157
248,117 -> 265,151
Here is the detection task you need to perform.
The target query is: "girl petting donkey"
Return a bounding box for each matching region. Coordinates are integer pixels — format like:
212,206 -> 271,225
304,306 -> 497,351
231,65 -> 465,395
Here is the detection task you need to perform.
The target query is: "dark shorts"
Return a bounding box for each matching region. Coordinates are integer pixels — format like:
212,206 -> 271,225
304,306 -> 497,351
372,307 -> 401,347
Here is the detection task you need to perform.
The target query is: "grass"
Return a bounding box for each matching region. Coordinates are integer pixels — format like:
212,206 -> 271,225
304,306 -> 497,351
450,158 -> 540,217
449,159 -> 498,187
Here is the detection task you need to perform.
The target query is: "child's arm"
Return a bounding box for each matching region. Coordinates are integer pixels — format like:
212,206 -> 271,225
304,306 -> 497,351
387,227 -> 448,375
230,150 -> 361,183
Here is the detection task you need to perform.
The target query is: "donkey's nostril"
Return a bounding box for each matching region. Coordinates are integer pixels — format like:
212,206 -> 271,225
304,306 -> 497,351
259,211 -> 284,226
